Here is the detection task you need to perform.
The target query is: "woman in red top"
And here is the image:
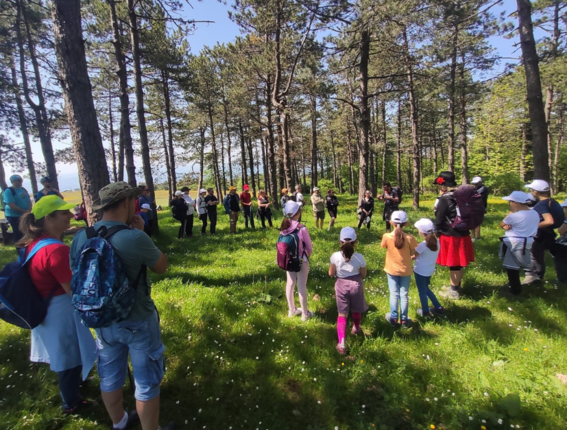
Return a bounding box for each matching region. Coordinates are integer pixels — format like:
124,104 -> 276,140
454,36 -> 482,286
17,195 -> 97,414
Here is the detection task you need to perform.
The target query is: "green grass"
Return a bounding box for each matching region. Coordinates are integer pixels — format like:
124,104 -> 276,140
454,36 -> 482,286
1,195 -> 567,430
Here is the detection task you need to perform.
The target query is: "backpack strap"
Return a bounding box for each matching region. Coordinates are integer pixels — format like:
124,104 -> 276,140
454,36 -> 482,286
24,238 -> 65,265
295,225 -> 308,261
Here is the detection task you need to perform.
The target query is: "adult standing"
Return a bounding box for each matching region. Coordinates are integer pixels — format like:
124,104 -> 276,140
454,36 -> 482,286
19,196 -> 97,415
280,188 -> 291,211
204,188 -> 219,235
223,186 -> 240,234
181,187 -> 195,238
377,182 -> 400,232
196,189 -> 208,235
3,174 -> 32,242
70,182 -> 171,430
257,189 -> 273,229
310,187 -> 325,229
171,191 -> 188,239
471,176 -> 489,241
325,189 -> 339,231
433,171 -> 475,300
240,184 -> 255,229
293,185 -> 305,223
523,180 -> 566,285
137,187 -> 154,236
35,176 -> 63,202
357,190 -> 374,230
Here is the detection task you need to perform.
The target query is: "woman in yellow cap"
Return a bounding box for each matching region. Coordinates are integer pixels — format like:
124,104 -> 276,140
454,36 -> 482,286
17,195 -> 97,414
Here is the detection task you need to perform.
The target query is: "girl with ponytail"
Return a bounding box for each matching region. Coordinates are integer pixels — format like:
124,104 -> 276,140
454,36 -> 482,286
381,210 -> 418,329
329,227 -> 368,355
413,218 -> 445,318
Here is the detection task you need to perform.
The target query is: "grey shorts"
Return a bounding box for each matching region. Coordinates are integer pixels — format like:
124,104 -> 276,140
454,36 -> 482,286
335,275 -> 369,314
499,237 -> 532,270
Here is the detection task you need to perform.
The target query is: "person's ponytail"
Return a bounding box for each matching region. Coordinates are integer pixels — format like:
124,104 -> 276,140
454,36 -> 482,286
16,212 -> 46,248
341,241 -> 355,262
280,217 -> 292,231
425,232 -> 438,251
394,224 -> 406,249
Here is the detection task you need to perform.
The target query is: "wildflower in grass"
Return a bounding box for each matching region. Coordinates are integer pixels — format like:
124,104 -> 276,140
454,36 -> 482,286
430,426 -> 435,429
481,427 -> 486,430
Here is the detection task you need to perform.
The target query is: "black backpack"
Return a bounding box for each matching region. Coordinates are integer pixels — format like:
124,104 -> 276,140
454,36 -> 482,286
392,187 -> 403,205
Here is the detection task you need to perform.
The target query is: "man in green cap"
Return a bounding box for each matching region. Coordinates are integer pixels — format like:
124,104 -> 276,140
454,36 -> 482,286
70,182 -> 173,430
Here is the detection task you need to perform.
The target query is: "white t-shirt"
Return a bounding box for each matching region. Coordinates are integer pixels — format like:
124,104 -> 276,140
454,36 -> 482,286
183,194 -> 195,215
413,240 -> 440,277
503,210 -> 539,242
330,251 -> 366,278
296,192 -> 304,207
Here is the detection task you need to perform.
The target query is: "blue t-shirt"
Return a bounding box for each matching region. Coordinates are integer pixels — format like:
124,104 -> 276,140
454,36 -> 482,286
35,189 -> 58,202
139,211 -> 149,227
3,187 -> 31,217
70,221 -> 162,321
138,195 -> 153,220
533,198 -> 565,235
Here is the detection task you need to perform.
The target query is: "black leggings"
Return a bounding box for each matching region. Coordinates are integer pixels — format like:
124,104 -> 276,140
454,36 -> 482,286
357,214 -> 372,229
259,210 -> 273,228
199,213 -> 208,234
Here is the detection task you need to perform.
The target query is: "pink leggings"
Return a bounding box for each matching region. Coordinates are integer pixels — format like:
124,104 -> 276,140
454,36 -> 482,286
286,260 -> 310,316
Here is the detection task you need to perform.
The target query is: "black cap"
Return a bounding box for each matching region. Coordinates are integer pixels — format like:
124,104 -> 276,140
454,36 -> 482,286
40,176 -> 51,183
433,171 -> 457,187
180,186 -> 190,192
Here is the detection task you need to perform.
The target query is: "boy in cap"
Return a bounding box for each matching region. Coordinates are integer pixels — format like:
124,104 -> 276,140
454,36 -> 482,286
36,176 -> 63,202
471,176 -> 489,241
3,174 -> 32,242
523,180 -> 566,285
499,191 -> 539,295
223,186 -> 240,234
240,184 -> 255,229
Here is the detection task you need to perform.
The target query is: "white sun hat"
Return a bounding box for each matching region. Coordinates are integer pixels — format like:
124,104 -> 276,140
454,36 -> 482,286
414,218 -> 435,234
525,179 -> 550,192
391,210 -> 408,224
502,191 -> 535,204
340,226 -> 357,242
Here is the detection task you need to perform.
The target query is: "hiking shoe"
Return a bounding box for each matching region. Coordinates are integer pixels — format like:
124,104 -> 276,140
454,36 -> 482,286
430,306 -> 446,316
63,399 -> 95,415
385,312 -> 400,328
112,411 -> 140,430
498,285 -> 521,297
401,318 -> 413,329
439,287 -> 461,300
158,423 -> 176,430
521,276 -> 541,285
301,311 -> 314,322
336,344 -> 347,355
416,308 -> 432,318
288,308 -> 302,318
351,326 -> 363,335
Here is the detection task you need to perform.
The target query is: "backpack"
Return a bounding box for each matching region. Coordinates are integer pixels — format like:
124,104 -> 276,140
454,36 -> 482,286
170,199 -> 179,218
448,185 -> 485,230
0,187 -> 15,212
71,225 -> 146,328
548,198 -> 565,229
392,186 -> 403,205
0,238 -> 64,329
276,226 -> 306,272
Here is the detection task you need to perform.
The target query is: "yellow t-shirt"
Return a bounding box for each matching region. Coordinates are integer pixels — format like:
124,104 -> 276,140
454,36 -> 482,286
381,231 -> 418,277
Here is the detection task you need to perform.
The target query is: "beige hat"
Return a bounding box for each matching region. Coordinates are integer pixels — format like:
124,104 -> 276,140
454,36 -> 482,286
92,181 -> 141,210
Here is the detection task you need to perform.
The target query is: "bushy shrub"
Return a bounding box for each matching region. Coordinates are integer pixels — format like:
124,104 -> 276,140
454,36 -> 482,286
484,173 -> 526,196
314,178 -> 336,192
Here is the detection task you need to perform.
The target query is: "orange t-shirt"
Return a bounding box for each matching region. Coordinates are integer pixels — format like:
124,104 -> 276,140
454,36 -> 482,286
381,231 -> 418,277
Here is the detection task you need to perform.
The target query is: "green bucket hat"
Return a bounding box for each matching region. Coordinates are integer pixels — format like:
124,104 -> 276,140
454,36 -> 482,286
92,181 -> 141,211
32,195 -> 76,220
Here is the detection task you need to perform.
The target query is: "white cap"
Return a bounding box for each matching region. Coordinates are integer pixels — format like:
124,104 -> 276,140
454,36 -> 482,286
199,188 -> 206,194
391,210 -> 408,224
560,199 -> 567,208
414,218 -> 435,234
502,191 -> 535,204
313,187 -> 320,191
284,200 -> 300,218
141,203 -> 151,210
525,179 -> 550,192
471,176 -> 482,184
175,190 -> 183,196
340,227 -> 357,242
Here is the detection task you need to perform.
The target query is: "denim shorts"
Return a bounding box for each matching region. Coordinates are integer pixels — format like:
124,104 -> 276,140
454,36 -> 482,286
95,310 -> 165,401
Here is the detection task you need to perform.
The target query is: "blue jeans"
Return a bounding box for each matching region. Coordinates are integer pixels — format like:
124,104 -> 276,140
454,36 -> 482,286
387,274 -> 411,320
414,273 -> 442,314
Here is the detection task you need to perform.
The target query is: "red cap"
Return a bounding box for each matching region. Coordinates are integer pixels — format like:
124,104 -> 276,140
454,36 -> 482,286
243,184 -> 250,191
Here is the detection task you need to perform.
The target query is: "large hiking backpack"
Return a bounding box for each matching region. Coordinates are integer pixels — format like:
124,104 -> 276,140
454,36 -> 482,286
0,238 -> 64,329
71,225 -> 146,328
276,226 -> 305,272
449,185 -> 485,230
392,186 -> 403,205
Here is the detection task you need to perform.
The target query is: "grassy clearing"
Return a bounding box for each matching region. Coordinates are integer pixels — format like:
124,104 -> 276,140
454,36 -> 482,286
1,195 -> 567,430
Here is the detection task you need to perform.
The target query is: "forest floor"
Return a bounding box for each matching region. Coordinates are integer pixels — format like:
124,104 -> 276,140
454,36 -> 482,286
1,194 -> 567,430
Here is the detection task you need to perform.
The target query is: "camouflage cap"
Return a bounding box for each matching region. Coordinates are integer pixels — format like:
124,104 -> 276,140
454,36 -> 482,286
92,181 -> 141,210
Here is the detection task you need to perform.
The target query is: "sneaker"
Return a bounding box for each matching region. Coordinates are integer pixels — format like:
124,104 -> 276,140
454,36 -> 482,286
336,344 -> 347,355
521,276 -> 541,285
385,312 -> 400,328
430,306 -> 446,316
401,318 -> 413,329
439,287 -> 461,300
301,310 -> 314,322
112,411 -> 140,430
158,423 -> 176,430
63,399 -> 95,415
351,326 -> 363,335
416,309 -> 432,318
288,308 -> 302,318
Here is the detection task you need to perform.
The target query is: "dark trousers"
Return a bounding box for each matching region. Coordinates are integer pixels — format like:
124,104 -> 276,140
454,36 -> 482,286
357,213 -> 372,230
57,365 -> 82,409
7,216 -> 23,243
383,206 -> 397,232
208,211 -> 217,234
259,209 -> 273,228
177,217 -> 187,238
507,269 -> 522,295
243,206 -> 255,229
525,231 -> 567,281
185,214 -> 194,237
199,213 -> 208,234
144,218 -> 153,237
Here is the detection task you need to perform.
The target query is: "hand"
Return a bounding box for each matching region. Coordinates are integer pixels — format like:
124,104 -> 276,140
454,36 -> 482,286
503,224 -> 512,231
411,255 -> 416,260
130,214 -> 145,231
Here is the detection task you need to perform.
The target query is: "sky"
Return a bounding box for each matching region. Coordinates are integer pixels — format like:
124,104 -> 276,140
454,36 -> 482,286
8,0 -> 524,191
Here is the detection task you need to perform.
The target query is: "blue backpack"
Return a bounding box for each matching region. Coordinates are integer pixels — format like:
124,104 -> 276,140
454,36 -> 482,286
276,226 -> 306,272
0,238 -> 64,329
71,225 -> 146,328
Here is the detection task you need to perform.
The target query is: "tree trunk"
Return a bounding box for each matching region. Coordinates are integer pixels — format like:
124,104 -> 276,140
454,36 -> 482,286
346,118 -> 355,195
50,0 -> 110,224
310,93 -> 317,187
448,25 -> 458,173
520,123 -> 527,181
160,118 -> 172,201
238,120 -> 248,186
553,103 -> 563,191
108,0 -> 135,186
357,30 -> 371,205
397,98 -> 402,188
331,131 -> 338,188
459,53 -> 469,184
220,128 -> 227,194
207,102 -> 223,199
281,112 -> 293,189
247,136 -> 256,197
0,149 -> 8,191
381,99 -> 387,185
261,136 -> 270,193
265,78 -> 278,206
516,0 -> 550,181
198,127 -> 205,190
128,0 -> 158,232
10,53 -> 37,195
109,90 -> 118,182
162,70 -> 177,193
222,103 -> 234,186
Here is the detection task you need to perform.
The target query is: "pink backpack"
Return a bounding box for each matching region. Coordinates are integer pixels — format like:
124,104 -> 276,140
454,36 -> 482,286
449,185 -> 485,230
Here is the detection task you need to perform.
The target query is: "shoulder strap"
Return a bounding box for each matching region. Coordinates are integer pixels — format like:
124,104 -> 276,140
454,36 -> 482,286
24,238 -> 65,265
101,225 -> 131,240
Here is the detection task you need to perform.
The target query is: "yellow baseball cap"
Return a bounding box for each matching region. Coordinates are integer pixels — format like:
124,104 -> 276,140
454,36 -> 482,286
32,195 -> 76,219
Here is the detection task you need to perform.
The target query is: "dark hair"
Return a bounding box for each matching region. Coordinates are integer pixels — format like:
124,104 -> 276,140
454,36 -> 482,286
383,182 -> 391,188
280,218 -> 292,231
394,223 -> 407,249
425,232 -> 438,251
537,191 -> 551,198
341,240 -> 355,262
16,212 -> 46,248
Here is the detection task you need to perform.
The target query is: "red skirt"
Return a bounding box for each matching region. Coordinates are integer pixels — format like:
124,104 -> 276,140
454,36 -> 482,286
437,235 -> 475,267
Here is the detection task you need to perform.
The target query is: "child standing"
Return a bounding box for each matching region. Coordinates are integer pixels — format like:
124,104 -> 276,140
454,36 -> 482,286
329,227 -> 368,355
413,218 -> 445,317
381,210 -> 418,328
279,201 -> 314,321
